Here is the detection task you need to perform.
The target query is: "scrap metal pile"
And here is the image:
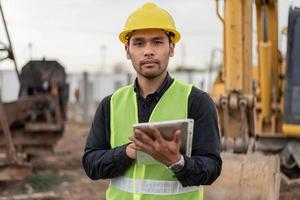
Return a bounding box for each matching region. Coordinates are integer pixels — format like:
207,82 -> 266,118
0,60 -> 69,181
0,2 -> 68,181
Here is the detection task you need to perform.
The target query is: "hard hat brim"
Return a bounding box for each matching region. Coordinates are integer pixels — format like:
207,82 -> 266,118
119,28 -> 181,45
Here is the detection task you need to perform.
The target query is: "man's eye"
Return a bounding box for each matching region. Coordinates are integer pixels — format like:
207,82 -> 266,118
134,42 -> 144,46
155,40 -> 163,45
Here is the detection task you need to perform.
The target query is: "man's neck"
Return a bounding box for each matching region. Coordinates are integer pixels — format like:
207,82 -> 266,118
137,72 -> 167,98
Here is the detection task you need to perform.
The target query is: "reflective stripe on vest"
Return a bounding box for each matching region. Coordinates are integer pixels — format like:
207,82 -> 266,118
111,176 -> 202,195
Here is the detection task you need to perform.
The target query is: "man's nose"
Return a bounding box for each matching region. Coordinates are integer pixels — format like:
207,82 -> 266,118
143,44 -> 155,57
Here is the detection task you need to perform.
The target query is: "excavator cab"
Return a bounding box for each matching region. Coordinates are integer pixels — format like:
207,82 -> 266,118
283,7 -> 300,136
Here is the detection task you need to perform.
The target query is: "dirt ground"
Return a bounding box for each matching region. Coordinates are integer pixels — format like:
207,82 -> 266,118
0,118 -> 108,200
42,118 -> 109,200
1,117 -> 300,199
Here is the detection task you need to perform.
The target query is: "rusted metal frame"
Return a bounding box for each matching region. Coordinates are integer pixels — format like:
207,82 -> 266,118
53,96 -> 62,128
39,93 -> 63,128
2,98 -> 32,128
37,93 -> 62,126
282,173 -> 300,187
0,101 -> 20,165
1,95 -> 45,129
0,134 -> 59,146
22,95 -> 63,133
0,192 -> 60,200
1,94 -> 62,133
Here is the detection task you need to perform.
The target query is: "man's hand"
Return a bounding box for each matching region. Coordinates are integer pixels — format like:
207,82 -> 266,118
126,143 -> 137,159
129,126 -> 181,166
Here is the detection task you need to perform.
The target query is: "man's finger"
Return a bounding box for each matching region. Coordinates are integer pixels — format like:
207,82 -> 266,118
149,126 -> 163,143
129,135 -> 152,153
129,136 -> 143,149
173,129 -> 181,144
127,139 -> 140,150
135,129 -> 155,146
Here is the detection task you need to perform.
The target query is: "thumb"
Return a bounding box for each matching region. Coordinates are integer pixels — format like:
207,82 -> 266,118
173,130 -> 181,144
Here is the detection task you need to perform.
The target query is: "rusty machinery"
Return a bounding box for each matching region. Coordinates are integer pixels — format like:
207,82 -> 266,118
0,3 -> 68,181
204,1 -> 300,200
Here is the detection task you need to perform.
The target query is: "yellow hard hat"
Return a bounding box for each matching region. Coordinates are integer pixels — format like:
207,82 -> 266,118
119,3 -> 181,44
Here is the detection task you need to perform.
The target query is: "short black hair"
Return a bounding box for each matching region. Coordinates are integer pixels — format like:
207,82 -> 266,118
125,30 -> 175,45
165,31 -> 175,43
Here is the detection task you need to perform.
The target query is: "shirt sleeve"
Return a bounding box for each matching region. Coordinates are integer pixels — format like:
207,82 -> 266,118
174,87 -> 222,186
82,95 -> 134,180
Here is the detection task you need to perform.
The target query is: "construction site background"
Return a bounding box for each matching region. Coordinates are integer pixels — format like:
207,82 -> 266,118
0,104 -> 298,200
1,1 -> 300,199
0,70 -> 217,122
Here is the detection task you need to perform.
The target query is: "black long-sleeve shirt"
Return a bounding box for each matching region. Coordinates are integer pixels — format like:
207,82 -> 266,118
82,74 -> 222,186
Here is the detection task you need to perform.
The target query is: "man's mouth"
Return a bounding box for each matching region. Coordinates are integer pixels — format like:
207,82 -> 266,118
140,59 -> 160,66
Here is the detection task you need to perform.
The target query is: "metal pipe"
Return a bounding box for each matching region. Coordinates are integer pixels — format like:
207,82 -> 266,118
215,0 -> 225,24
215,0 -> 226,86
0,101 -> 19,165
0,2 -> 21,83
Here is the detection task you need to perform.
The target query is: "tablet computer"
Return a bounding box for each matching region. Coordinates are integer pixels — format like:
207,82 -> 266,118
133,119 -> 194,165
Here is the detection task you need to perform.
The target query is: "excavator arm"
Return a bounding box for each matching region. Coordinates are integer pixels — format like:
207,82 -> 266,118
206,0 -> 283,199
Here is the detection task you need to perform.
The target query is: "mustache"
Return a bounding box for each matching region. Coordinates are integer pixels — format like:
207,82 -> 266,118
140,59 -> 160,66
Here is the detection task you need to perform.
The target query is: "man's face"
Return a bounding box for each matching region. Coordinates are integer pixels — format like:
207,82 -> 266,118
125,29 -> 175,79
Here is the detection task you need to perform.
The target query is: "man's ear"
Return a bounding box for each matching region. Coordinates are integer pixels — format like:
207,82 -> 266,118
169,43 -> 175,57
125,45 -> 131,59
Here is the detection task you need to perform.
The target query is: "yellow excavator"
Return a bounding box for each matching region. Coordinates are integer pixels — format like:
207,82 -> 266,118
205,0 -> 300,199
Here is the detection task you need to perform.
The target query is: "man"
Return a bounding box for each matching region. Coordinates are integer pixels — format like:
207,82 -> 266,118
83,3 -> 221,200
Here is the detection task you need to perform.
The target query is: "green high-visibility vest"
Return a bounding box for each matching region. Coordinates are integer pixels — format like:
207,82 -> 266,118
106,79 -> 203,200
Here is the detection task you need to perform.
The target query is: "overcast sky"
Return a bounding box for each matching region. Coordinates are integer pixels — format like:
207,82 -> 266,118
0,0 -> 299,73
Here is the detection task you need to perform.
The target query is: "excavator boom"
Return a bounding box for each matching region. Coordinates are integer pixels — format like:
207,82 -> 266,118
205,0 -> 300,199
